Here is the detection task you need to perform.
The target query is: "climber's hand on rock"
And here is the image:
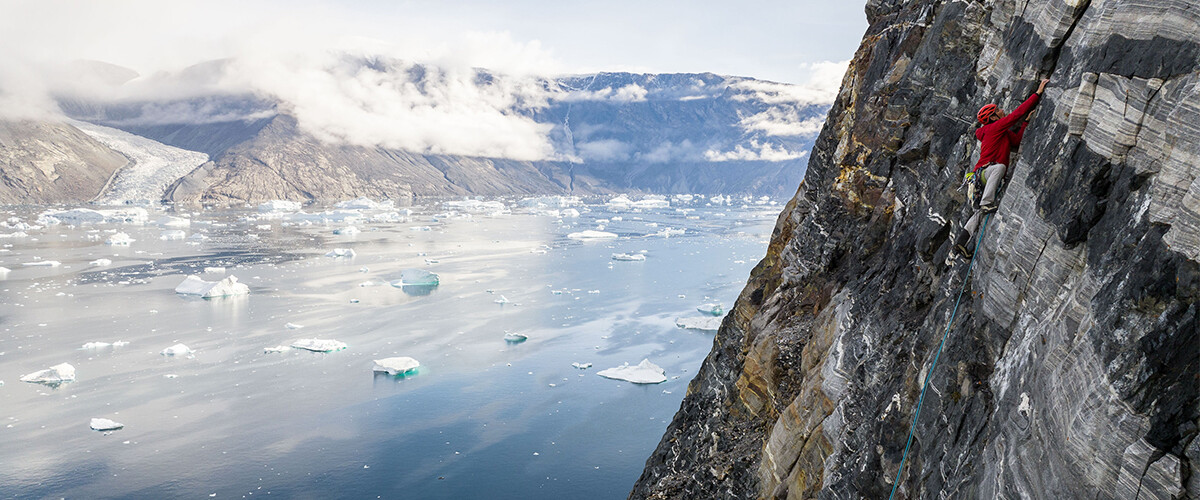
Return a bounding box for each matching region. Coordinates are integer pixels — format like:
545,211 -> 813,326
1037,78 -> 1050,94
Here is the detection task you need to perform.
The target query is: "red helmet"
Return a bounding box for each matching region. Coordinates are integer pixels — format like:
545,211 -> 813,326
977,104 -> 998,123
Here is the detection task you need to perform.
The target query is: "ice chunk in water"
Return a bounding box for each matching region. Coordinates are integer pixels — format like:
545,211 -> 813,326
160,230 -> 186,241
572,362 -> 592,370
263,346 -> 291,353
654,228 -> 686,238
561,208 -> 581,218
494,295 -> 510,305
291,339 -> 347,352
157,216 -> 191,228
23,260 -> 61,267
90,258 -> 112,267
503,332 -> 527,343
336,198 -> 395,210
395,269 -> 439,286
373,356 -> 420,375
596,359 -> 667,384
611,253 -> 646,261
203,267 -> 226,274
161,344 -> 192,356
567,230 -> 618,240
696,303 -> 723,316
81,342 -> 112,349
90,418 -> 124,431
325,248 -> 356,258
175,275 -> 250,298
333,225 -> 360,235
258,200 -> 302,213
20,363 -> 76,384
285,323 -> 304,330
675,316 -> 723,331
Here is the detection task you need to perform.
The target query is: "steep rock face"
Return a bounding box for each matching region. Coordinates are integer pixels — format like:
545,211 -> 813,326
0,121 -> 127,204
633,1 -> 1199,499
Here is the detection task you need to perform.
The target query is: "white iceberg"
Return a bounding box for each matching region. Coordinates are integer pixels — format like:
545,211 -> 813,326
561,208 -> 581,218
90,418 -> 124,431
675,316 -> 723,331
373,356 -> 420,375
503,332 -> 527,343
572,362 -> 592,370
90,258 -> 112,267
258,200 -> 302,213
291,339 -> 347,352
174,275 -> 250,298
596,359 -> 667,384
106,232 -> 135,245
285,322 -> 304,330
39,207 -> 149,226
203,267 -> 226,274
395,269 -> 439,286
697,303 -> 724,316
611,253 -> 646,261
568,230 -> 618,240
23,260 -> 61,267
81,342 -> 111,349
160,230 -> 186,240
336,198 -> 395,210
160,343 -> 192,356
334,225 -> 360,235
157,216 -> 191,228
654,228 -> 686,238
325,248 -> 356,258
518,196 -> 581,208
606,195 -> 634,210
263,345 -> 291,353
494,295 -> 510,305
20,363 -> 76,384
632,197 -> 670,209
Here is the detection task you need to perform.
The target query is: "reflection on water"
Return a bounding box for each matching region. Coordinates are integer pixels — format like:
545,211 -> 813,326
0,197 -> 780,498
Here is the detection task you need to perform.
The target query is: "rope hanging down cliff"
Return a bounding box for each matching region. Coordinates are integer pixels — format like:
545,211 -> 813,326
888,213 -> 993,500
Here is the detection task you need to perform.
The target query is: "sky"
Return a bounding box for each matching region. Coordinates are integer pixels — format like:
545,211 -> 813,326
0,0 -> 868,84
0,0 -> 869,161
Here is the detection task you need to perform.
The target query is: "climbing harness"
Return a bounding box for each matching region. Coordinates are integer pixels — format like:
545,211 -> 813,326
887,213 -> 993,500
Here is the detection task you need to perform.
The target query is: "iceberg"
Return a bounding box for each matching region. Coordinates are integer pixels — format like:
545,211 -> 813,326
336,198 -> 395,210
561,208 -> 581,218
654,228 -> 686,238
258,200 -> 302,213
291,339 -> 347,352
606,194 -> 634,210
494,295 -> 510,305
333,225 -> 360,235
106,232 -> 135,245
22,260 -> 61,267
160,230 -> 186,240
263,345 -> 291,353
157,216 -> 191,228
596,359 -> 667,384
697,303 -> 724,316
572,362 -> 592,370
567,230 -> 618,240
203,267 -> 226,274
20,363 -> 76,384
373,356 -> 420,375
325,248 -> 356,258
518,196 -> 581,209
675,316 -> 723,331
632,197 -> 670,209
90,418 -> 124,431
395,269 -> 439,286
90,258 -> 112,267
503,332 -> 528,343
285,322 -> 304,330
611,253 -> 646,261
174,275 -> 250,298
39,207 -> 149,226
160,343 -> 192,356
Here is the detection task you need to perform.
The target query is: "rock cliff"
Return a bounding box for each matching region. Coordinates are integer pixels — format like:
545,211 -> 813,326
0,121 -> 127,204
633,1 -> 1199,499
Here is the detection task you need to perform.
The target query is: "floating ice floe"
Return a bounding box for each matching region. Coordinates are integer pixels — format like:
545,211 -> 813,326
39,207 -> 149,226
572,362 -> 592,370
0,231 -> 28,238
394,269 -> 439,286
568,230 -> 618,240
258,200 -> 302,213
90,418 -> 124,431
20,363 -> 76,384
156,216 -> 191,228
654,228 -> 686,238
174,275 -> 250,298
596,359 -> 667,384
611,253 -> 646,261
518,196 -> 581,209
263,346 -> 291,353
90,258 -> 112,267
561,208 -> 581,218
285,322 -> 304,330
410,226 -> 432,231
443,199 -> 509,216
335,198 -> 395,210
203,267 -> 225,274
188,233 -> 208,242
161,344 -> 192,356
697,303 -> 724,316
325,248 -> 356,258
675,316 -> 723,331
373,356 -> 420,375
503,332 -> 528,343
0,266 -> 10,274
160,230 -> 186,241
106,232 -> 135,245
333,225 -> 360,235
82,341 -> 129,349
22,260 -> 60,267
494,295 -> 510,305
291,339 -> 347,352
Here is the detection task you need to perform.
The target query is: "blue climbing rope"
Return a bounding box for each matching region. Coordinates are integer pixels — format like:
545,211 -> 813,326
887,213 -> 993,500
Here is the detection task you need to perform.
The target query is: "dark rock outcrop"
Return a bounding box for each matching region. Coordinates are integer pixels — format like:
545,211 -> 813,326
633,1 -> 1199,499
0,121 -> 127,204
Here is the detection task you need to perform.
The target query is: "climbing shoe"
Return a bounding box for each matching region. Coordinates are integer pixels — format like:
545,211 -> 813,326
952,231 -> 973,259
980,202 -> 997,213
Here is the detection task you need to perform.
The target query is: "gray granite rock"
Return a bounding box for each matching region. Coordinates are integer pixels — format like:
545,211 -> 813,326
0,120 -> 127,204
632,0 -> 1199,498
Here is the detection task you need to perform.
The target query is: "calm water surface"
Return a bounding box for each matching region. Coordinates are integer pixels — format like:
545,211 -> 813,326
0,197 -> 780,499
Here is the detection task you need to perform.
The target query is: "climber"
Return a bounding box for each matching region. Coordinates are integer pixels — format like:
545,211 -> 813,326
953,78 -> 1050,258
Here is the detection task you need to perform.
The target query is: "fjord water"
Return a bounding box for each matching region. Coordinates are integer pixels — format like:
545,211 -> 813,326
0,198 -> 779,499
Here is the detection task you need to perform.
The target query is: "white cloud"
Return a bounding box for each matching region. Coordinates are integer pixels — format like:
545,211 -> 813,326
740,108 -> 826,137
726,59 -> 848,138
560,83 -> 648,103
639,140 -> 701,164
704,141 -> 807,162
576,139 -> 632,162
613,84 -> 648,102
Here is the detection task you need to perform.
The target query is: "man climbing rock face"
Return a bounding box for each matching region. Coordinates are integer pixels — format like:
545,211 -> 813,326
953,78 -> 1050,258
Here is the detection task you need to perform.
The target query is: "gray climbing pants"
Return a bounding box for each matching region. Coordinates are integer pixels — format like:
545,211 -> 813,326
964,163 -> 1007,238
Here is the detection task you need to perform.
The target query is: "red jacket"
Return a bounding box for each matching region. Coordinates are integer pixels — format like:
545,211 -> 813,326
974,92 -> 1040,171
